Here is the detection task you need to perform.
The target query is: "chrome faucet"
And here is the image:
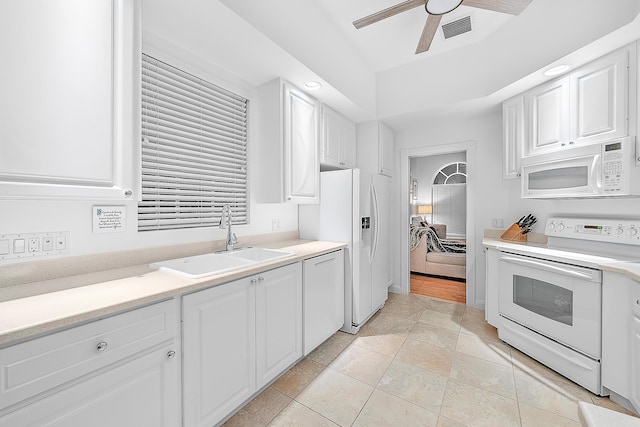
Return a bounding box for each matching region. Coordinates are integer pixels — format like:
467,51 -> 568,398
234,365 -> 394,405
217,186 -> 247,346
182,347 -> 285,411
219,204 -> 238,251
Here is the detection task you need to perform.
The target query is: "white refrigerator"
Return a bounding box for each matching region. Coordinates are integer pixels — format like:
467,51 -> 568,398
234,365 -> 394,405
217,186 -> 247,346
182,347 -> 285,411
299,169 -> 390,334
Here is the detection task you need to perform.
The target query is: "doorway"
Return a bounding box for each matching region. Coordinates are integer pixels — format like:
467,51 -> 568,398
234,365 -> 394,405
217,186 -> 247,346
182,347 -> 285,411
400,141 -> 476,306
409,153 -> 467,303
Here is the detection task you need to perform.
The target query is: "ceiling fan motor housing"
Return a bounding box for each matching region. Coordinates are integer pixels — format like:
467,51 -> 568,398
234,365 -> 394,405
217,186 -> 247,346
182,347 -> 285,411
425,0 -> 464,15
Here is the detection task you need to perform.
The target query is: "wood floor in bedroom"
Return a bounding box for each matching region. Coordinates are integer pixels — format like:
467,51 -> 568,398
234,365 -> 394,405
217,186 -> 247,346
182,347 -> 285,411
410,273 -> 466,304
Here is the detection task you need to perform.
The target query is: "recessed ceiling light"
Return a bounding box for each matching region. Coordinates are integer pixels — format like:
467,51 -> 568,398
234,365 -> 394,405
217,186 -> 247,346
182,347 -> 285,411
544,65 -> 571,77
304,81 -> 322,91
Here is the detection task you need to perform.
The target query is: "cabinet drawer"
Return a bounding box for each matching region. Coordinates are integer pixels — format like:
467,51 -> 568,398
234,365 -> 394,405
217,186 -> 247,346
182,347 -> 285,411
0,299 -> 177,411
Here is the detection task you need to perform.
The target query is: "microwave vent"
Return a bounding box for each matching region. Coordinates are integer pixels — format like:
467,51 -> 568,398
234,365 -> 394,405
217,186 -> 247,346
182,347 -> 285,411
442,15 -> 472,39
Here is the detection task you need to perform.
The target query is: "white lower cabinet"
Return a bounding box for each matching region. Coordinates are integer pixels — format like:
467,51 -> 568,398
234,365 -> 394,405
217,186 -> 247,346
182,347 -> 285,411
182,262 -> 302,427
0,300 -> 181,427
602,270 -> 640,413
255,264 -> 304,388
484,247 -> 500,327
631,280 -> 640,412
303,250 -> 345,355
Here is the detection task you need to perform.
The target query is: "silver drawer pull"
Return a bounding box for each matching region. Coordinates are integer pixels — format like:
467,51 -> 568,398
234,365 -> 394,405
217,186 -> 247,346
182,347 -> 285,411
258,276 -> 265,282
250,278 -> 257,284
167,350 -> 176,360
96,341 -> 108,352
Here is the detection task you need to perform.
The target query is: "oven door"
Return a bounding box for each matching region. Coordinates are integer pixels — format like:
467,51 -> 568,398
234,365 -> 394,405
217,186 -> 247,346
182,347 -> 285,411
498,252 -> 602,358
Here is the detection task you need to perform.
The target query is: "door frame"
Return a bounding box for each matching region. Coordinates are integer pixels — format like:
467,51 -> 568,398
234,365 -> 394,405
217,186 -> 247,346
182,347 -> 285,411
399,141 -> 477,307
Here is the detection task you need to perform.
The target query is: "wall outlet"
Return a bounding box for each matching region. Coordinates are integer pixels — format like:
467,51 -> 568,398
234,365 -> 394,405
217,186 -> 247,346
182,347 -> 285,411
491,218 -> 504,228
0,231 -> 69,262
271,219 -> 280,232
28,238 -> 40,253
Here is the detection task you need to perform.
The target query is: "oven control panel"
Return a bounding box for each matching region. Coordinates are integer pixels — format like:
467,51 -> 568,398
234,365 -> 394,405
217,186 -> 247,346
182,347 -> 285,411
546,217 -> 640,244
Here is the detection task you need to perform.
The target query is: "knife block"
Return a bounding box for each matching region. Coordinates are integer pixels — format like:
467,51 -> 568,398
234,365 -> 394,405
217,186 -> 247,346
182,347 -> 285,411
501,223 -> 527,243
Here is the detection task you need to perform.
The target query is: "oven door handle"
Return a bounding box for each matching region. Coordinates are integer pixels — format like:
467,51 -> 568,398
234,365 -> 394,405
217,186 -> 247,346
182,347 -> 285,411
499,255 -> 600,282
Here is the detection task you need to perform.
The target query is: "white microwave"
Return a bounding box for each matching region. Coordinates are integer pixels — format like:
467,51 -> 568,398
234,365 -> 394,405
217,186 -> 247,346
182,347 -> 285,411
521,137 -> 640,198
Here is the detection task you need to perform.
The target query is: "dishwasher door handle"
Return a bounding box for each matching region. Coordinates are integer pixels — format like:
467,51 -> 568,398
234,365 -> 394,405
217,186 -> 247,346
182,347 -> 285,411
499,255 -> 601,282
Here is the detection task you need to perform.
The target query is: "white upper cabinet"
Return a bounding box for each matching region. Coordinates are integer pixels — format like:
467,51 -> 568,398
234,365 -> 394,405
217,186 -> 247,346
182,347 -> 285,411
321,106 -> 356,170
570,47 -> 629,145
256,79 -> 319,204
502,95 -> 525,179
356,120 -> 394,177
0,0 -> 139,200
524,45 -> 630,157
526,78 -> 570,156
378,122 -> 394,177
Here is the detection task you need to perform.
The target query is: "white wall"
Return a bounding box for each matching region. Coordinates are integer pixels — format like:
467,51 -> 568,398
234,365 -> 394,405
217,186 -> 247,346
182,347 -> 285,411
393,106 -> 640,307
410,152 -> 466,206
0,26 -> 298,265
394,108 -> 506,307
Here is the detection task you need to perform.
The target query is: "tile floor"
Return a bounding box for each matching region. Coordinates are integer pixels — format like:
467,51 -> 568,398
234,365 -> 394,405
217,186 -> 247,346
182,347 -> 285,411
223,293 -> 637,427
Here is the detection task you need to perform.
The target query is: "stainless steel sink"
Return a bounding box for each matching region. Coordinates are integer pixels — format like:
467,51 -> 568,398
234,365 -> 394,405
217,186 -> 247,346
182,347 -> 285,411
150,247 -> 295,278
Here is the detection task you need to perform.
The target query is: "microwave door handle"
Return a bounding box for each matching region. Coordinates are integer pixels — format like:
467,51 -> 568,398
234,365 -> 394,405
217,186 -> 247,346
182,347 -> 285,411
499,256 -> 599,282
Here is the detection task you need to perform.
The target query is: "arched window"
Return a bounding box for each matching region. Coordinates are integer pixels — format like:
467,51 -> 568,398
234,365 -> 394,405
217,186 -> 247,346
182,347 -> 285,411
433,162 -> 466,185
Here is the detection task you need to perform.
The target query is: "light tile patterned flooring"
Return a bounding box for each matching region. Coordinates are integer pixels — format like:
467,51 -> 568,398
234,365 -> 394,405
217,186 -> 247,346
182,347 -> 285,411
223,293 -> 636,427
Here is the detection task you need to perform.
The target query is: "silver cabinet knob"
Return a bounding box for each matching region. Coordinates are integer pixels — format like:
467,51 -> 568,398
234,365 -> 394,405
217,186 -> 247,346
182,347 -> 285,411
167,350 -> 176,360
258,276 -> 265,282
96,341 -> 108,352
250,278 -> 257,284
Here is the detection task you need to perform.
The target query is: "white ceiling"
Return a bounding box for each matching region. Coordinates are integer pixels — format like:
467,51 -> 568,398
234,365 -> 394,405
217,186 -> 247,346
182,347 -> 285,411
144,0 -> 640,129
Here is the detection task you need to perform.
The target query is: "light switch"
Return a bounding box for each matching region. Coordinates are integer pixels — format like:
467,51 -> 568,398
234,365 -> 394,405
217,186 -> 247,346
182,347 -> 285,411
0,232 -> 69,262
0,240 -> 9,255
43,237 -> 54,251
13,238 -> 25,254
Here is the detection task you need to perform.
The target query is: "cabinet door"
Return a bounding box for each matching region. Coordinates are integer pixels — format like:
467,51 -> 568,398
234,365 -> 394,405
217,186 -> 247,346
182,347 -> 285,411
484,248 -> 499,327
341,119 -> 357,169
0,344 -> 180,427
256,263 -> 303,388
601,271 -> 632,400
0,0 -> 136,200
502,96 -> 525,179
303,250 -> 345,355
321,106 -> 342,168
526,79 -> 569,156
570,48 -> 628,145
631,285 -> 640,412
378,122 -> 394,177
183,278 -> 256,427
284,84 -> 319,203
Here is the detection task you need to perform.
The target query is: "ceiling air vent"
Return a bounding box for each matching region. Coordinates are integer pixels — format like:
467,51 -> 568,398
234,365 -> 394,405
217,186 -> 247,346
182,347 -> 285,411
441,15 -> 472,39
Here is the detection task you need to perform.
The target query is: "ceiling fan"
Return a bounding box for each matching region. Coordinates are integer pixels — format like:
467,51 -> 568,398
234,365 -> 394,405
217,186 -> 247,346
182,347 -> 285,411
353,0 -> 532,54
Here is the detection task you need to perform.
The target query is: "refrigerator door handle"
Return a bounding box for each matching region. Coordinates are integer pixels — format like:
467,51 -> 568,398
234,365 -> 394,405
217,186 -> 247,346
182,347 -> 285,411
370,183 -> 380,262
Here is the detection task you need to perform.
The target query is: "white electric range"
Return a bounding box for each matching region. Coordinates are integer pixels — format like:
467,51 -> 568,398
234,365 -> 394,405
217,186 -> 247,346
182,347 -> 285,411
494,217 -> 640,395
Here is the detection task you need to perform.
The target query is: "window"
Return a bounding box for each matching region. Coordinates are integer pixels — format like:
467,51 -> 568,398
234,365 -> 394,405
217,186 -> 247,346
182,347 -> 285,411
139,54 -> 248,231
433,162 -> 466,185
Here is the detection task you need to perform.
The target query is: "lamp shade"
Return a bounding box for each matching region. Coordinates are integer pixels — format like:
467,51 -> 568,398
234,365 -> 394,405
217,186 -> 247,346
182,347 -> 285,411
418,205 -> 432,214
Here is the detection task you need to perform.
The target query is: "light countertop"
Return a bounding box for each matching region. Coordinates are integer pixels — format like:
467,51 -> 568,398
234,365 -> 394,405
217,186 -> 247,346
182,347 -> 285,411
0,240 -> 346,347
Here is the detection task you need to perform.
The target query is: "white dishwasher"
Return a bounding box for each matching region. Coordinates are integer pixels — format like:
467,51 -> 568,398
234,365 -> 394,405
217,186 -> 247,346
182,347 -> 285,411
303,249 -> 345,355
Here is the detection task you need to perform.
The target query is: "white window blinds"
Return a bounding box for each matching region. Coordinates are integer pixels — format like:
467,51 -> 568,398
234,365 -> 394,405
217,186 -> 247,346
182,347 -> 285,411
139,54 -> 248,231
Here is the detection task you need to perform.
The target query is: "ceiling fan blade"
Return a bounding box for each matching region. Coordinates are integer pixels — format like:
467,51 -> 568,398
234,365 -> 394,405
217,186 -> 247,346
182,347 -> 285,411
353,0 -> 425,29
415,14 -> 441,54
462,0 -> 532,15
